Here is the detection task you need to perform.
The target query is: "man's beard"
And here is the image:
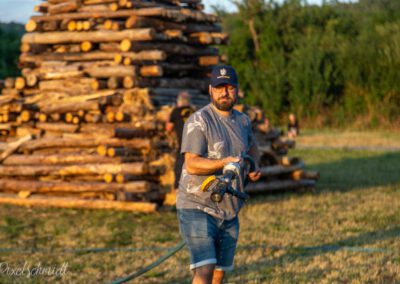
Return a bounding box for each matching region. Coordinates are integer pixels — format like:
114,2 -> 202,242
211,95 -> 236,111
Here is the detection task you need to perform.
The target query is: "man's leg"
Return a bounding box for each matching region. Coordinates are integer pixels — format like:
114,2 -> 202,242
192,264 -> 215,284
163,152 -> 184,206
214,216 -> 239,282
178,209 -> 218,283
212,269 -> 224,284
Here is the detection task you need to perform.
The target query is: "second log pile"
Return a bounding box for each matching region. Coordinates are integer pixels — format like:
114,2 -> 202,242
0,0 -> 224,212
244,107 -> 320,194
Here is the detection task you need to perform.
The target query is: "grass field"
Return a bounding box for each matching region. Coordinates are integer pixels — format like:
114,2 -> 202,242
0,131 -> 399,283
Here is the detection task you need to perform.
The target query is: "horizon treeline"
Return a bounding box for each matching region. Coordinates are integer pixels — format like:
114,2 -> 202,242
0,22 -> 23,79
219,0 -> 400,128
1,1 -> 400,128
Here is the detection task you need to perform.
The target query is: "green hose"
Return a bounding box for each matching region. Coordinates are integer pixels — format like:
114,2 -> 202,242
106,240 -> 186,284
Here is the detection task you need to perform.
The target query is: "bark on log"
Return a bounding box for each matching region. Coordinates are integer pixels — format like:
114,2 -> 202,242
119,41 -> 217,55
37,90 -> 115,107
107,77 -> 122,89
245,179 -> 316,193
16,127 -> 42,138
84,0 -> 118,4
292,170 -> 320,181
22,29 -> 155,44
78,4 -> 112,12
30,7 -> 219,23
260,161 -> 305,178
107,147 -> 142,157
124,15 -> 221,33
35,122 -> 79,133
84,65 -> 136,78
48,0 -> 80,15
4,78 -> 15,88
38,78 -> 98,93
40,100 -> 100,114
0,179 -> 150,193
0,135 -> 32,163
19,137 -> 153,151
115,173 -> 159,183
0,194 -> 157,212
34,3 -> 49,14
20,50 -> 165,64
80,124 -> 157,138
3,154 -> 140,165
0,162 -> 149,177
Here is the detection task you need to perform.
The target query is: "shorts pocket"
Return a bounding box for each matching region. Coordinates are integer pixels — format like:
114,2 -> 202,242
178,209 -> 209,238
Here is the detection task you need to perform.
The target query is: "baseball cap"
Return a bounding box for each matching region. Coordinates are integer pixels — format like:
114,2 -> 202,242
210,65 -> 238,87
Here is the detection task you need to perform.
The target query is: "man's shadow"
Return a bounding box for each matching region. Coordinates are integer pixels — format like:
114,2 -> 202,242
308,151 -> 400,192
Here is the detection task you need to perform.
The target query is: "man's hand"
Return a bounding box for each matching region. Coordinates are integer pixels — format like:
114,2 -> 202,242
222,156 -> 240,165
248,169 -> 261,182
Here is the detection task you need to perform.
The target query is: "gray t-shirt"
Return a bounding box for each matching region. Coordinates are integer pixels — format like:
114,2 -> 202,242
177,104 -> 256,220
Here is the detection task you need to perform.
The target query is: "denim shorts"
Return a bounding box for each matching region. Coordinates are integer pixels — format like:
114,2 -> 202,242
177,209 -> 239,271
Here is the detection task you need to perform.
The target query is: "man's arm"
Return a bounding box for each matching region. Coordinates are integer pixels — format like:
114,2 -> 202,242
248,143 -> 260,166
166,108 -> 177,133
247,143 -> 261,182
185,152 -> 239,175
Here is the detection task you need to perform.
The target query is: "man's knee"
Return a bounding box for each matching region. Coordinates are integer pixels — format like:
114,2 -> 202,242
193,264 -> 215,283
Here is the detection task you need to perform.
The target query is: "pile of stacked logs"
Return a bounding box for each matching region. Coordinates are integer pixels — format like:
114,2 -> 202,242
0,0 -> 224,212
245,107 -> 320,194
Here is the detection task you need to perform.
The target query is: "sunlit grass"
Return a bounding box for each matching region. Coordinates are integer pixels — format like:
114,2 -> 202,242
296,129 -> 400,149
0,131 -> 399,283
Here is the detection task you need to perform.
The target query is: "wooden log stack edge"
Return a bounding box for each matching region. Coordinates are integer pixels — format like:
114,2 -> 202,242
0,0 -> 225,212
0,0 -> 318,211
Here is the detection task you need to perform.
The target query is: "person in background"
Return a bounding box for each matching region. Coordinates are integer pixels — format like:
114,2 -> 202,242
166,91 -> 195,192
257,117 -> 271,134
287,113 -> 300,139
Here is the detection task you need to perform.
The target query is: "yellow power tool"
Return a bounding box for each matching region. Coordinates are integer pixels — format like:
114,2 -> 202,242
200,155 -> 256,203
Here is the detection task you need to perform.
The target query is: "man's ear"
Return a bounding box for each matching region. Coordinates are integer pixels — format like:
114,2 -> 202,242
209,85 -> 212,96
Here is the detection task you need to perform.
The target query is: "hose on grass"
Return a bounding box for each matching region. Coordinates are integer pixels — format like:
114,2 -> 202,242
106,240 -> 186,284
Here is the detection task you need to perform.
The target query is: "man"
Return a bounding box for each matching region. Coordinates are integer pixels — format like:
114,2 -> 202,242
166,91 -> 195,190
177,65 -> 261,284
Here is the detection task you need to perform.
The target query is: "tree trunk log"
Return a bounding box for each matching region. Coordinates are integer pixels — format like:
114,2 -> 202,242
40,100 -> 100,114
20,50 -> 165,65
19,137 -> 153,151
0,194 -> 157,212
22,29 -> 155,44
0,162 -> 149,177
0,179 -> 151,193
291,170 -> 320,181
48,0 -> 80,15
30,7 -> 218,23
3,154 -> 140,165
84,65 -> 136,78
0,135 -> 32,163
246,179 -> 315,193
259,161 -> 305,178
35,122 -> 79,133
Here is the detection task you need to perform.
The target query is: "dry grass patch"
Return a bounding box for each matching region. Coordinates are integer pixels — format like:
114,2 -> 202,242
296,129 -> 400,149
0,131 -> 399,283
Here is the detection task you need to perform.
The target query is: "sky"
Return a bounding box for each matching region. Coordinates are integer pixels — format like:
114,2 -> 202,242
0,0 -> 356,24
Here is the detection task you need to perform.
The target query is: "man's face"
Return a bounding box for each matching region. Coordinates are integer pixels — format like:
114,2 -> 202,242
209,84 -> 238,111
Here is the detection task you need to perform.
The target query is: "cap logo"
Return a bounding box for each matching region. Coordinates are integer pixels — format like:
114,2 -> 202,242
220,68 -> 227,76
